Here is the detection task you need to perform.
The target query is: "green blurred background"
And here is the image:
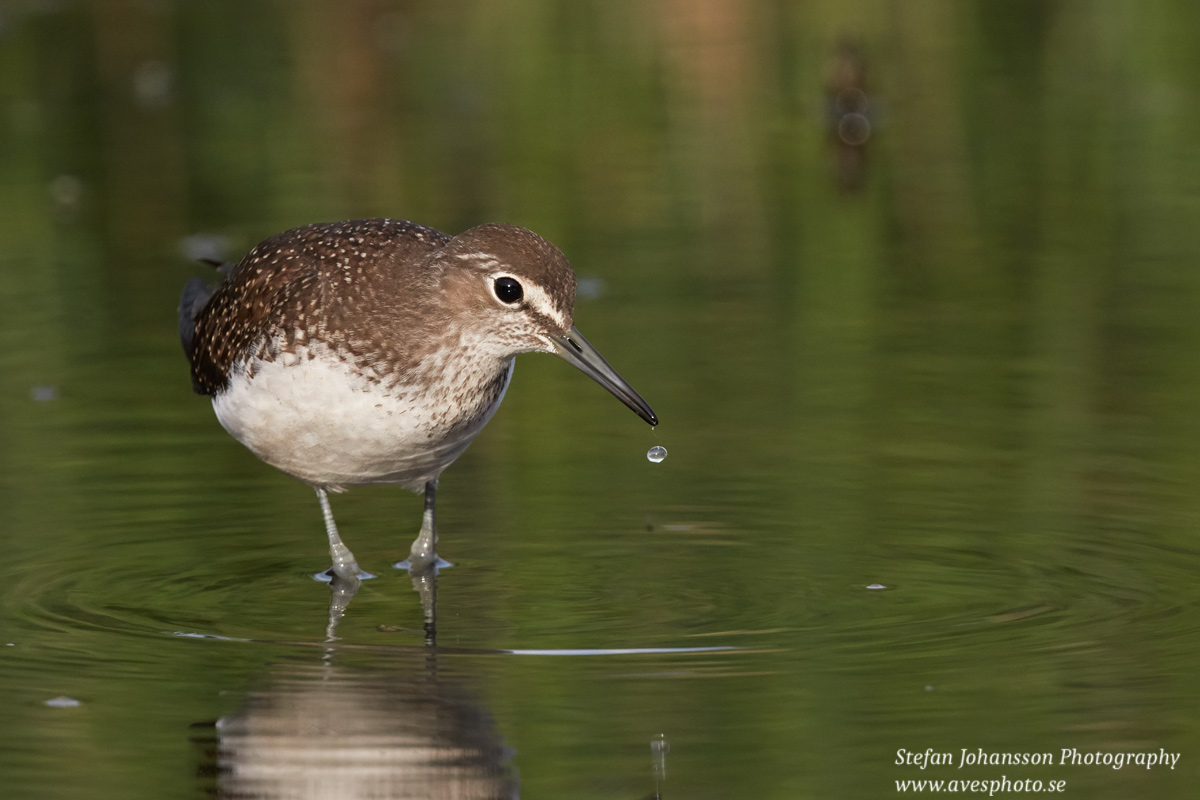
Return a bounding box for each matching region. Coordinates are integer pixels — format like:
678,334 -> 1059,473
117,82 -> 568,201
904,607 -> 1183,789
2,0 -> 1200,797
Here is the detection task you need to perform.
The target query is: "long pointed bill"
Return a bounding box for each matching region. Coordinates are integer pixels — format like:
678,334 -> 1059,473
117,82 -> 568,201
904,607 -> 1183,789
549,326 -> 658,426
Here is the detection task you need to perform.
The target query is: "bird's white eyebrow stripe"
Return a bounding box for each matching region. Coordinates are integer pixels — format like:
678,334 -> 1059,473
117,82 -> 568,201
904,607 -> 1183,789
521,283 -> 567,327
487,271 -> 566,327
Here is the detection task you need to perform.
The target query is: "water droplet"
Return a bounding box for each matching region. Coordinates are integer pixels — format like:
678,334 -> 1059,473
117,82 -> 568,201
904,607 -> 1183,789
647,446 -> 667,463
866,583 -> 886,590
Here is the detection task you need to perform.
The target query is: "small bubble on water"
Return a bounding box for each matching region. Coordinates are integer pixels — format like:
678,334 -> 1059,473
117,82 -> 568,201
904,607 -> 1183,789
647,446 -> 667,463
48,174 -> 83,213
44,696 -> 81,708
866,583 -> 887,590
576,276 -> 607,300
133,60 -> 173,108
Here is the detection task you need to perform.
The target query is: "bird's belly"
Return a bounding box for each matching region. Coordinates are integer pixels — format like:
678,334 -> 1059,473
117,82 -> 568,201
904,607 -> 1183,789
212,349 -> 512,490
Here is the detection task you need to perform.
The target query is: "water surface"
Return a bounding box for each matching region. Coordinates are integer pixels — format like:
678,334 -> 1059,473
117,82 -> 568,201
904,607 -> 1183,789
3,2 -> 1200,798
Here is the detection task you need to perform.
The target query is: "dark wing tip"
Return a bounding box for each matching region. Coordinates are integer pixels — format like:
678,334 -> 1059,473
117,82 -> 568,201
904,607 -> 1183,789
178,277 -> 215,353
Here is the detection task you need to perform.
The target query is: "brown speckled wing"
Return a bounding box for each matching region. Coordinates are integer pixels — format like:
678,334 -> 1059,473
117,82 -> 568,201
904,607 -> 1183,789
182,219 -> 450,396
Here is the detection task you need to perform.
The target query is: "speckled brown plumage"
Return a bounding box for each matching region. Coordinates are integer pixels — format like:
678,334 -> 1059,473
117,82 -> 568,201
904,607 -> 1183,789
181,218 -> 453,395
180,219 -> 583,399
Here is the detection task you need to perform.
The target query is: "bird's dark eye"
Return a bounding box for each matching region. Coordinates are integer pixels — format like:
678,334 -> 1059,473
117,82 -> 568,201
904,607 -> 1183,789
493,276 -> 523,304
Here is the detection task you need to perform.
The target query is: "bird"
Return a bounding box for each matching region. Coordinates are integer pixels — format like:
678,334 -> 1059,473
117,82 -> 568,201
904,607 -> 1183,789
179,218 -> 657,580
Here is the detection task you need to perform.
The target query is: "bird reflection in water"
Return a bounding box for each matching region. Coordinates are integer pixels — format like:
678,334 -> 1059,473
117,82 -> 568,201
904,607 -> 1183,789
323,565 -> 438,646
188,555 -> 513,798
194,573 -> 683,799
194,654 -> 518,799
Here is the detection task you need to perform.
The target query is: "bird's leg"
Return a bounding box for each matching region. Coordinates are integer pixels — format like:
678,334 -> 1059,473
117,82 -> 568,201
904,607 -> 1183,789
408,480 -> 439,568
315,487 -> 365,581
398,480 -> 451,573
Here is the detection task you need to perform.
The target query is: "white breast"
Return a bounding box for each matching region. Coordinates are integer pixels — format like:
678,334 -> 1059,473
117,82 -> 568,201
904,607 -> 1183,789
212,341 -> 513,491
